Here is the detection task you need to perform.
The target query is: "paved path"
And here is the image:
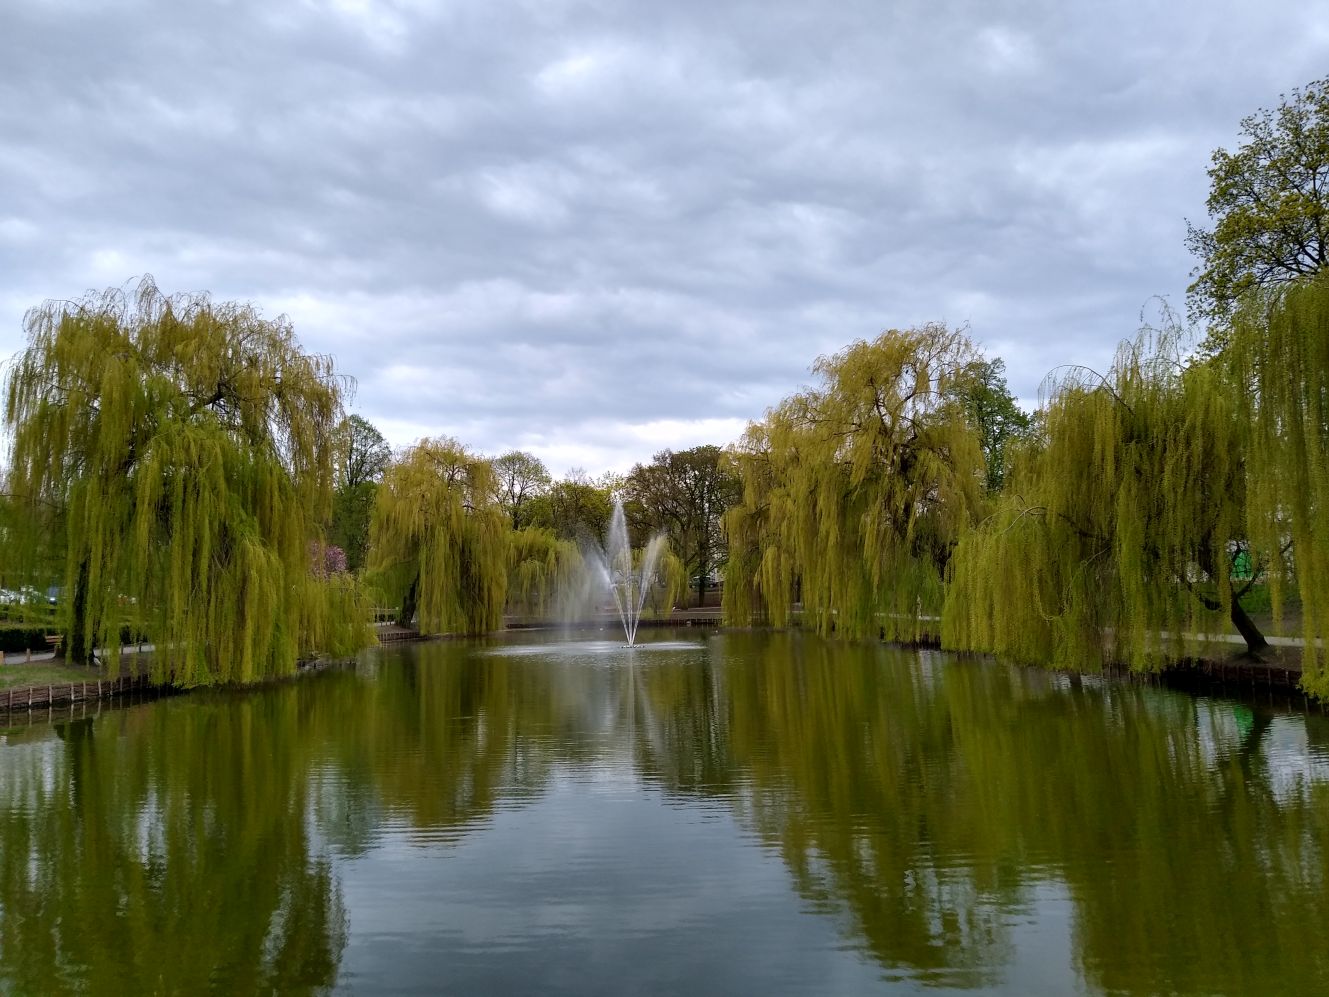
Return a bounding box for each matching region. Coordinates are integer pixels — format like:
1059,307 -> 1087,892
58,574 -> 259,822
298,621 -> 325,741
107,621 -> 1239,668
0,642 -> 155,666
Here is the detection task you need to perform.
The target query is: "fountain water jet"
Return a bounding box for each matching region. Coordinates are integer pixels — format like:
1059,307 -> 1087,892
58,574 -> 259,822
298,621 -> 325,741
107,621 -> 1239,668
588,500 -> 668,646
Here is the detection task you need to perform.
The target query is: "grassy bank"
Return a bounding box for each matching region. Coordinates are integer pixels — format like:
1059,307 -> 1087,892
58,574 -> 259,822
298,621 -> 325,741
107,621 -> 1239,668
0,655 -> 149,691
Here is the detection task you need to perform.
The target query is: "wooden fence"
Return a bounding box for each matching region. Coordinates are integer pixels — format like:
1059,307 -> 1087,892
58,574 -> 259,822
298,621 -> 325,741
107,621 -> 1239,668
1,672 -> 153,713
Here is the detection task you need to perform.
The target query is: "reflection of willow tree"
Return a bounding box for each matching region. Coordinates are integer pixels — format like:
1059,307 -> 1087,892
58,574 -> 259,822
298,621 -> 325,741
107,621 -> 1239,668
689,633 -> 1329,993
0,696 -> 346,993
322,649 -> 528,832
312,643 -> 616,834
720,634 -> 1014,986
622,653 -> 738,796
6,636 -> 1325,993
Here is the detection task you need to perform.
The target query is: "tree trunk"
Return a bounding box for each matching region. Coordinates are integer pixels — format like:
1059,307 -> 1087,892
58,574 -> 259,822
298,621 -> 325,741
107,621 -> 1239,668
1197,544 -> 1269,657
1230,598 -> 1269,656
68,556 -> 92,665
398,575 -> 419,629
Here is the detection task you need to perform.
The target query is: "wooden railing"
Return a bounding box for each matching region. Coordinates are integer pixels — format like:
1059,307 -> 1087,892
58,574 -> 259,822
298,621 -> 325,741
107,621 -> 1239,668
1,672 -> 152,712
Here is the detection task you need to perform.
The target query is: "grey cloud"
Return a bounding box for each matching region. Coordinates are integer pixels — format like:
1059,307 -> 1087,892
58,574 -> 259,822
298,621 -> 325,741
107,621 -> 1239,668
2,0 -> 1328,472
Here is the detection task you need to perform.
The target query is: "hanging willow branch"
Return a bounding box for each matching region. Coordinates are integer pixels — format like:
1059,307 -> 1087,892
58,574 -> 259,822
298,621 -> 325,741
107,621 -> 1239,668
367,438 -> 508,635
1228,276 -> 1329,694
506,526 -> 587,621
943,318 -> 1254,671
3,277 -> 370,684
724,324 -> 986,639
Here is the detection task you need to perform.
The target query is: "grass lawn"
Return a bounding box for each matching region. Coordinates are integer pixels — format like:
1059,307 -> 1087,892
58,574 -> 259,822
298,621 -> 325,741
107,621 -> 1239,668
0,659 -> 143,691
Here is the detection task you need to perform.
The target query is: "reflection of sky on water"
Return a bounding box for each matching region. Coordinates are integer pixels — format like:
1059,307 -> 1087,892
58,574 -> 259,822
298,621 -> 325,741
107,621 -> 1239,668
1262,716 -> 1329,803
1193,698 -> 1329,803
481,637 -> 705,658
333,778 -> 1083,996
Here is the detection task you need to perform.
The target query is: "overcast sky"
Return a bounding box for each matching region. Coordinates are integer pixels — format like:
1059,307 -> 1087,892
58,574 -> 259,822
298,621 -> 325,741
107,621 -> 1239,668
2,0 -> 1327,475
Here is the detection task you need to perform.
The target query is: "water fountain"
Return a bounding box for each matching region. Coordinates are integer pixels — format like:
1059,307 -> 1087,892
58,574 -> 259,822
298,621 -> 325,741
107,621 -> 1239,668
588,500 -> 668,646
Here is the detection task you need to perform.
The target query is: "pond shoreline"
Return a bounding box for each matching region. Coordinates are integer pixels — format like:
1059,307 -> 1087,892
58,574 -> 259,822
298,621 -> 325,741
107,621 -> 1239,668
895,631 -> 1323,708
2,618 -> 1322,727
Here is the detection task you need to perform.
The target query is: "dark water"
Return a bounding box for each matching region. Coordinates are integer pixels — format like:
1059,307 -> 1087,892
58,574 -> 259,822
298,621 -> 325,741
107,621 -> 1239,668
1,629 -> 1328,995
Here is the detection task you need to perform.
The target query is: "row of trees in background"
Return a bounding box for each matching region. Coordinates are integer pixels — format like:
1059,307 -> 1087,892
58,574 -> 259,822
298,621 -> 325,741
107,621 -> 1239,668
324,419 -> 735,632
5,283 -> 1324,690
358,441 -> 727,633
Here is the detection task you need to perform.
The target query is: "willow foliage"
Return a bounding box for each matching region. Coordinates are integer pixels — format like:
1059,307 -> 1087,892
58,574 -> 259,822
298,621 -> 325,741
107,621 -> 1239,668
506,526 -> 586,620
3,279 -> 370,684
943,322 -> 1246,671
658,548 -> 688,616
368,438 -> 508,634
1229,277 -> 1329,692
641,545 -> 688,618
724,325 -> 986,639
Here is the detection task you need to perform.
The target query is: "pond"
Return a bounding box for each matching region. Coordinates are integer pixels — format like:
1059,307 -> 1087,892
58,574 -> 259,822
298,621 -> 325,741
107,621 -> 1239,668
1,629 -> 1327,995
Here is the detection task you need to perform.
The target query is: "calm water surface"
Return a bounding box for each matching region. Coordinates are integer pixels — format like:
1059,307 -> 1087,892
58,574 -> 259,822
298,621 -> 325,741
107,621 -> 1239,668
1,629 -> 1327,995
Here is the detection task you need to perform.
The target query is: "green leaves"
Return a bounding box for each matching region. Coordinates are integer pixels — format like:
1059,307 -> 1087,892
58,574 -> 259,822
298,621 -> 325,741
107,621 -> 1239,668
3,278 -> 371,684
724,324 -> 986,639
1229,278 -> 1329,693
1187,78 -> 1329,339
368,438 -> 508,635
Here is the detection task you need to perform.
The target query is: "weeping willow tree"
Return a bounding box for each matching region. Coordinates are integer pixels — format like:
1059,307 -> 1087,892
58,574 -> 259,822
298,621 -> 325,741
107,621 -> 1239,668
640,545 -> 687,619
368,438 -> 508,634
1228,277 -> 1329,694
3,278 -> 370,684
506,526 -> 586,620
943,318 -> 1257,672
724,325 -> 987,639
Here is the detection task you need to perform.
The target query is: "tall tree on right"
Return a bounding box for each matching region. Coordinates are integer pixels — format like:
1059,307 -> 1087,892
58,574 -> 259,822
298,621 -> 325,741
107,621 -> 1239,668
1228,277 -> 1329,695
1186,78 -> 1329,339
942,323 -> 1263,672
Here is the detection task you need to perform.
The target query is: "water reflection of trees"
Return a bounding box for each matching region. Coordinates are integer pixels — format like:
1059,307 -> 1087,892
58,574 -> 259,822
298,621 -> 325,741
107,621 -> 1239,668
0,695 -> 346,994
630,632 -> 1329,994
3,634 -> 1328,994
